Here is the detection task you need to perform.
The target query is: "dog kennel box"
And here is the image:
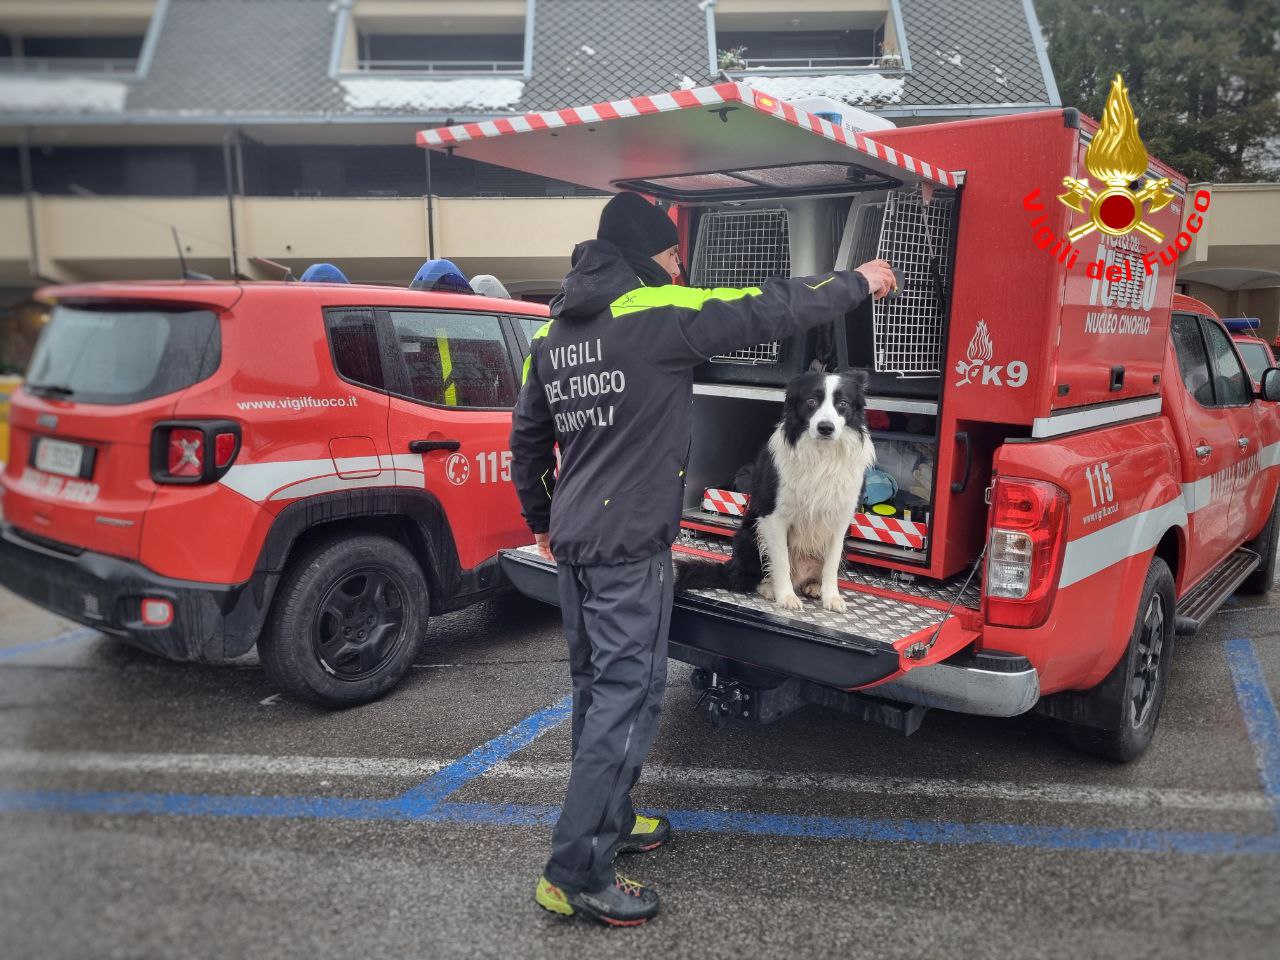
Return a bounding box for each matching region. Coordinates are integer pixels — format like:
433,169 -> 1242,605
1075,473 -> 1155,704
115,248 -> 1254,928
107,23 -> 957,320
686,185 -> 958,397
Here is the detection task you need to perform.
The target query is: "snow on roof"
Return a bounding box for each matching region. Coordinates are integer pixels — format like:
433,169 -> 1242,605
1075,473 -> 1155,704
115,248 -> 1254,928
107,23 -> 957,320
741,74 -> 905,107
341,77 -> 525,112
0,76 -> 129,114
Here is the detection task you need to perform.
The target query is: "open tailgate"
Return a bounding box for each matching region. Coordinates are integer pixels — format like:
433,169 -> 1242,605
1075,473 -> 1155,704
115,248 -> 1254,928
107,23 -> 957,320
418,82 -> 961,198
500,538 -> 979,693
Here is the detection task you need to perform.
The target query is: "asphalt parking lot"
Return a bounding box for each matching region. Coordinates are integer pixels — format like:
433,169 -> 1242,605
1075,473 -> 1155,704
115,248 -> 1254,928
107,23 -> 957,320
0,578 -> 1277,960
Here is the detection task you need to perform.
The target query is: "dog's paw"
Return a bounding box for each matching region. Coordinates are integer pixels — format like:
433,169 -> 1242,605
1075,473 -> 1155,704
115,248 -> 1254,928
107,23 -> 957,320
801,581 -> 822,600
822,592 -> 847,613
776,591 -> 804,612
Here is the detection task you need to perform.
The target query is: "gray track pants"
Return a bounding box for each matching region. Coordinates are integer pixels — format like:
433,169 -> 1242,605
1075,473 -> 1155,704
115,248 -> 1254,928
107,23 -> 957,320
543,549 -> 673,893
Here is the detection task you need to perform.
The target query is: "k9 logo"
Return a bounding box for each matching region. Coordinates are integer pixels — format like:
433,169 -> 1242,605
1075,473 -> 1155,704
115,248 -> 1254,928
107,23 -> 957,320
954,320 -> 1029,389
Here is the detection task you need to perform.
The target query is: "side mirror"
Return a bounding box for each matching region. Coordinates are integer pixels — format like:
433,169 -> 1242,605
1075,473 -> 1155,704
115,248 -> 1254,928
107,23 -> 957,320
1261,368 -> 1280,403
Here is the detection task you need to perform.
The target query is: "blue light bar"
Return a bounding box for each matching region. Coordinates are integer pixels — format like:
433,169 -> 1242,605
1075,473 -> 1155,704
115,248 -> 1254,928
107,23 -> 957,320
299,263 -> 350,283
1224,317 -> 1261,332
411,259 -> 473,294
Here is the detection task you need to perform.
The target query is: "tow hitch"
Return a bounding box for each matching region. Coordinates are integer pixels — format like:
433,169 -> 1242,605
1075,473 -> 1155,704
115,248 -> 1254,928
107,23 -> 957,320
689,664 -> 927,735
693,670 -> 761,725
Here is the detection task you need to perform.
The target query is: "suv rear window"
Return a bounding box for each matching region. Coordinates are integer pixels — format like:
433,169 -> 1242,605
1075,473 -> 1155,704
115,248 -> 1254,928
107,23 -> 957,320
25,304 -> 221,405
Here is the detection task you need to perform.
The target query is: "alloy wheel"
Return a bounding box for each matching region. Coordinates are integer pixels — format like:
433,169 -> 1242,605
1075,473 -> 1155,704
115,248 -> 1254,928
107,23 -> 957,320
1130,592 -> 1165,728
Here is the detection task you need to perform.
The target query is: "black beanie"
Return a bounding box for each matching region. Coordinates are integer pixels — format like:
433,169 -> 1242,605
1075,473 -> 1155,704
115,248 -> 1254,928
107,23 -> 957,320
597,191 -> 678,257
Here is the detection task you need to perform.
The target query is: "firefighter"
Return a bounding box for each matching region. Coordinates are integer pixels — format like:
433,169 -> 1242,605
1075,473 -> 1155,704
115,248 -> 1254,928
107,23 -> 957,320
511,191 -> 894,927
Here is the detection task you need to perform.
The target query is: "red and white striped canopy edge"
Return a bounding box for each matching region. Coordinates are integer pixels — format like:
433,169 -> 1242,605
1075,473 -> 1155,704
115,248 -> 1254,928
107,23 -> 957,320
417,81 -> 961,190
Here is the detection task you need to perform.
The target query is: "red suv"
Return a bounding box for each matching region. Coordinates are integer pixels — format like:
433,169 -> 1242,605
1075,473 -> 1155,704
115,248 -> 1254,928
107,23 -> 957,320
0,276 -> 547,705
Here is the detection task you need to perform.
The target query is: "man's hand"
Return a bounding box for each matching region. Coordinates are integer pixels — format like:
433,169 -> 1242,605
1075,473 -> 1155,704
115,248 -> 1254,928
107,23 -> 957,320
535,532 -> 555,563
854,259 -> 897,300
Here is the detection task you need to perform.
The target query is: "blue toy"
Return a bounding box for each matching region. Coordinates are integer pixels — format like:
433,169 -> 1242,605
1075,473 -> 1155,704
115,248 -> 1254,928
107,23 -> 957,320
861,468 -> 898,506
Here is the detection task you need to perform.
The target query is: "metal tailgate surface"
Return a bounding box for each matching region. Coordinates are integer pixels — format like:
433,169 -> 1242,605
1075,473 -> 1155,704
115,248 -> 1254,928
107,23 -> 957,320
503,543 -> 969,660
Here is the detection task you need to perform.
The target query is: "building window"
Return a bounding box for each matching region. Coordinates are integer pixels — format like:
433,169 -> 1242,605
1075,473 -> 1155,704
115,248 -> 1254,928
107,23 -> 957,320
713,1 -> 903,73
0,32 -> 145,75
357,31 -> 523,75
0,0 -> 158,76
346,1 -> 527,76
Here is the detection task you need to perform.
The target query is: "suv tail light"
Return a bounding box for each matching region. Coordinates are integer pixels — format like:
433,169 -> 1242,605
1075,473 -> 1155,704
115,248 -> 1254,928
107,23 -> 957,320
151,420 -> 241,485
985,476 -> 1069,628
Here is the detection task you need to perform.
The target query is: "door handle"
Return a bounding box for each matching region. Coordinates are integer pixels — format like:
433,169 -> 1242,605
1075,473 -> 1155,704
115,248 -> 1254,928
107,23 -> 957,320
409,439 -> 461,453
951,431 -> 972,494
1195,444 -> 1212,458
1238,436 -> 1251,450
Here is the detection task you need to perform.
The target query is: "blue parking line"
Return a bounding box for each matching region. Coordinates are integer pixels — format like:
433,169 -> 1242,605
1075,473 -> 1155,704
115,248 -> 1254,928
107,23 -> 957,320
0,626 -> 99,662
396,696 -> 572,814
2,640 -> 1280,856
1,789 -> 1276,856
0,788 -> 399,821
1226,637 -> 1280,830
662,808 -> 1280,855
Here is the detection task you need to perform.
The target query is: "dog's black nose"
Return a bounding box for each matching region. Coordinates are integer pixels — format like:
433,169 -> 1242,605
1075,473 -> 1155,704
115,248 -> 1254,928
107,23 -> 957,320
817,421 -> 835,437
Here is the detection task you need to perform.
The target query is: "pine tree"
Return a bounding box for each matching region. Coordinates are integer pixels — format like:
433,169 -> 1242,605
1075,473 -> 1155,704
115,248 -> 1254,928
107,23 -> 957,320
1035,0 -> 1280,181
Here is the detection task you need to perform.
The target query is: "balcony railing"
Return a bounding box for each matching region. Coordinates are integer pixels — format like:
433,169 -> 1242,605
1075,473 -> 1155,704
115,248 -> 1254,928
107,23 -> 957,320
0,56 -> 140,76
727,55 -> 896,71
354,59 -> 524,75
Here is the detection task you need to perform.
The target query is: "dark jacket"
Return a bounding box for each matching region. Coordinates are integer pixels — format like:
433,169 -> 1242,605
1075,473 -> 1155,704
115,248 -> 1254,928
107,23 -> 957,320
509,238 -> 871,566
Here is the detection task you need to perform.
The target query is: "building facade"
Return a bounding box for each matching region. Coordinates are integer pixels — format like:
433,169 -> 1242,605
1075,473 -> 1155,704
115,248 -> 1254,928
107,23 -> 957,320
0,0 -> 1063,368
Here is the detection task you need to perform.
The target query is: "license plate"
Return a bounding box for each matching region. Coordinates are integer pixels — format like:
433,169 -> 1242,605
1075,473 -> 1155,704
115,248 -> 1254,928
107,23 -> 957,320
35,438 -> 87,478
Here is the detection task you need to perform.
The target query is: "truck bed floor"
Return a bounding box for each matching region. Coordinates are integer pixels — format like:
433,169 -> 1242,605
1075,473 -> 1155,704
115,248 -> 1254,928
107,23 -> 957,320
675,529 -> 982,610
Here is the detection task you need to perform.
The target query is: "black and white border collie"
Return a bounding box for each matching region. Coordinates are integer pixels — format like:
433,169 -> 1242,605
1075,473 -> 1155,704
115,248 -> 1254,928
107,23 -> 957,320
677,370 -> 875,613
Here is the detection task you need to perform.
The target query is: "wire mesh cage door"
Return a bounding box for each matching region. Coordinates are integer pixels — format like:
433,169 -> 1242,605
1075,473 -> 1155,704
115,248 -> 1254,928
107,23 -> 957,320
872,187 -> 956,378
689,209 -> 791,364
850,202 -> 885,266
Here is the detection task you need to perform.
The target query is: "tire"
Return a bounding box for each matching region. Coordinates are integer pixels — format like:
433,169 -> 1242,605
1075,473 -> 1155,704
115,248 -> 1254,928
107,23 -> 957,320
259,533 -> 429,707
1239,491 -> 1279,595
1064,557 -> 1175,762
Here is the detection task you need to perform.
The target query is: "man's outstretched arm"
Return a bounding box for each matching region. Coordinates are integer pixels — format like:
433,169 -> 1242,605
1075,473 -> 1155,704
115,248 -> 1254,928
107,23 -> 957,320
616,260 -> 896,371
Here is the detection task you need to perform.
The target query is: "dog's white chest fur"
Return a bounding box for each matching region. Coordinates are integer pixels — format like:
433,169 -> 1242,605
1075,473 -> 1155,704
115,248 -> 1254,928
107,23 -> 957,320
751,372 -> 876,613
766,427 -> 874,558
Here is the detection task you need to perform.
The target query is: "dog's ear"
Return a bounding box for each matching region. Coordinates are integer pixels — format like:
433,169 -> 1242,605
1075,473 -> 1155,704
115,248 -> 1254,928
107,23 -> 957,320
843,368 -> 871,393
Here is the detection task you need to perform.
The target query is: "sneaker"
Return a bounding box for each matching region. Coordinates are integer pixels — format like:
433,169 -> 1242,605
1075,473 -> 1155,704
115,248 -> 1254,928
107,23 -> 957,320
535,872 -> 660,927
616,814 -> 671,854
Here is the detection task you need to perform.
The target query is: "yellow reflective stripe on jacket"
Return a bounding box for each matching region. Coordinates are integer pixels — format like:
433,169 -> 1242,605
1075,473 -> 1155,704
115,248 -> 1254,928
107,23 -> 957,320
521,319 -> 553,385
608,284 -> 763,318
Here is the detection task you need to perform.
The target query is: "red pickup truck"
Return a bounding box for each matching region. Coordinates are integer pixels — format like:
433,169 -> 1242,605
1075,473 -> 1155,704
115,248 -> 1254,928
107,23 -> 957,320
423,83 -> 1280,761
